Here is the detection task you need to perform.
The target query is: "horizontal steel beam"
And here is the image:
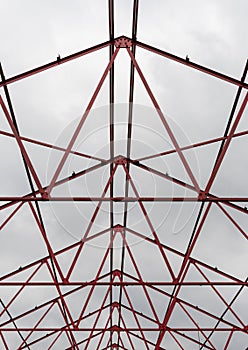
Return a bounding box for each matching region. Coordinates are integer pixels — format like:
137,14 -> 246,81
1,196 -> 248,202
0,327 -> 245,332
0,281 -> 246,286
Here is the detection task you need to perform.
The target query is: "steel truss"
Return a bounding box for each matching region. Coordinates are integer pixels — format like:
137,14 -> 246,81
0,1 -> 247,349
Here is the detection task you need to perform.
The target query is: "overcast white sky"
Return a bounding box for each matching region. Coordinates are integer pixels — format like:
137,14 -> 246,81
0,1 -> 248,349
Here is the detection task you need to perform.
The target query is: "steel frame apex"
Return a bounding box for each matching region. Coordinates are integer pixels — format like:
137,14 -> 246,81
113,225 -> 125,234
109,325 -> 123,332
114,36 -> 133,48
111,302 -> 120,309
114,156 -> 127,165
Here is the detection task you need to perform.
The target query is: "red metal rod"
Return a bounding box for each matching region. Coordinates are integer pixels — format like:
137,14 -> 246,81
125,225 -> 244,284
204,91 -> 248,195
135,128 -> 248,162
178,203 -> 212,281
0,96 -> 44,195
55,301 -> 79,349
65,321 -> 108,349
120,231 -> 160,324
95,311 -> 136,350
223,328 -> 234,350
0,263 -> 42,318
47,330 -> 63,350
95,309 -> 115,350
54,306 -> 111,350
130,160 -> 248,214
0,226 -> 242,289
0,129 -> 104,162
0,157 -> 114,211
116,315 -> 136,350
134,38 -> 248,89
1,271 -> 244,336
121,163 -> 176,280
0,202 -> 23,230
168,330 -> 185,350
194,264 -> 245,327
75,231 -> 118,328
28,202 -> 65,282
126,47 -> 200,193
66,163 -> 119,280
0,39 -> 114,87
0,287 -> 110,330
155,203 -> 212,347
121,303 -> 157,329
0,327 -> 245,332
108,2 -> 115,343
216,202 -> 248,239
0,226 -> 242,290
191,259 -> 243,284
125,228 -> 247,285
96,310 -> 135,350
2,36 -> 247,91
84,277 -> 114,349
17,303 -> 55,349
171,329 -> 214,350
0,331 -> 8,350
102,343 -> 127,350
1,196 -> 248,202
47,47 -> 120,195
178,302 -> 216,349
0,224 -> 244,348
0,281 -> 246,286
155,262 -> 191,348
126,331 -> 167,350
0,236 -> 111,285
117,274 -> 150,349
119,11 -> 140,346
45,261 -> 77,333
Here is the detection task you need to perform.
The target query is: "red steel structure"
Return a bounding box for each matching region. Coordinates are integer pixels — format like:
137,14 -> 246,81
0,1 -> 247,349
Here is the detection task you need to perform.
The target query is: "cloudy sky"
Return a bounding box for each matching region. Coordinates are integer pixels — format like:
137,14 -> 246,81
0,1 -> 248,349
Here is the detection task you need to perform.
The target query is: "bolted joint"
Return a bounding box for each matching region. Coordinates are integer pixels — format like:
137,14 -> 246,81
159,323 -> 167,331
112,301 -> 119,309
113,224 -> 124,234
112,269 -> 121,278
114,155 -> 127,165
114,36 -> 132,48
109,325 -> 122,332
41,191 -> 49,200
173,277 -> 179,284
198,191 -> 206,201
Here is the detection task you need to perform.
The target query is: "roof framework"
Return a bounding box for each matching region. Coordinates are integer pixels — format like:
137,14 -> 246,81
0,1 -> 247,349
